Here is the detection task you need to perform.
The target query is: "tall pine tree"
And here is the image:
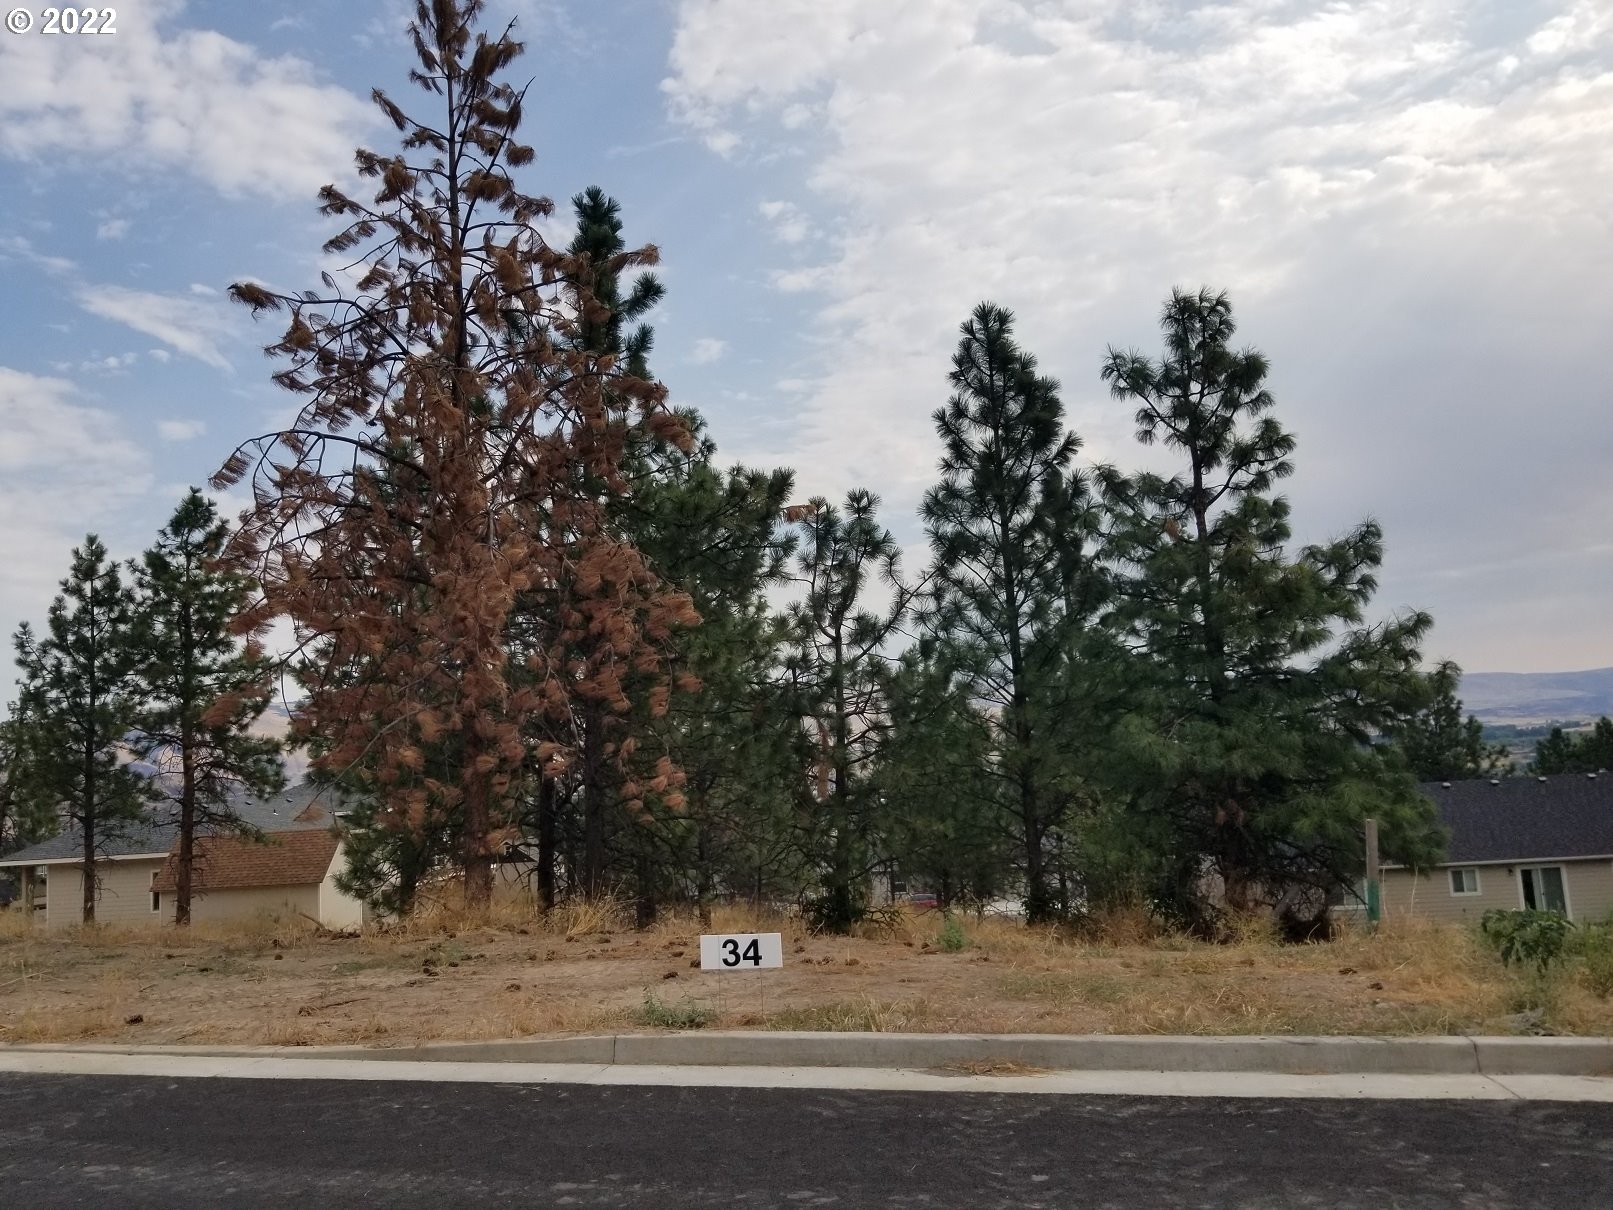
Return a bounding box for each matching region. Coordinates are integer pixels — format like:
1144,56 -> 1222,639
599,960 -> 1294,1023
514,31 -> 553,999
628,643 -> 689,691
784,490 -> 908,933
920,302 -> 1110,923
218,0 -> 696,910
12,537 -> 147,924
1100,288 -> 1442,929
132,490 -> 287,925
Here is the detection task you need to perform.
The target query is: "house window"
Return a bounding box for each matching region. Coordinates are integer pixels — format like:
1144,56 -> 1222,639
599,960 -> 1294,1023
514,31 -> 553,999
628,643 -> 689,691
1449,867 -> 1480,895
151,870 -> 161,914
1519,865 -> 1568,915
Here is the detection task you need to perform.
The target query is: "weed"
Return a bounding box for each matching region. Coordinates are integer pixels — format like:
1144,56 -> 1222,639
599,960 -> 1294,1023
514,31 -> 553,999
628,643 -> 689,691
638,991 -> 715,1030
939,912 -> 968,953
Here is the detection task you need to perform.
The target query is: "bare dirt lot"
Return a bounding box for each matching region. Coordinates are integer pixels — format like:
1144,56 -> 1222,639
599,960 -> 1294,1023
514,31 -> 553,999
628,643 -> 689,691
3,902 -> 1610,1047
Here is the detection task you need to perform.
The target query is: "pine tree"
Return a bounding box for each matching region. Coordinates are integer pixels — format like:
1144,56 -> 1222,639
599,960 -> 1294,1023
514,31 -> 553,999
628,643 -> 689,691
878,647 -> 1007,910
132,490 -> 287,925
619,415 -> 800,923
1531,717 -> 1613,774
784,490 -> 907,933
217,0 -> 696,910
1099,288 -> 1443,929
919,302 -> 1110,922
12,537 -> 147,924
0,705 -> 55,857
1388,661 -> 1510,781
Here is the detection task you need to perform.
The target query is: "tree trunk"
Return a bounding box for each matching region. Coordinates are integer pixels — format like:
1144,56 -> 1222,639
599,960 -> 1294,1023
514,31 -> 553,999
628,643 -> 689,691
175,732 -> 196,926
536,776 -> 557,913
581,707 -> 607,897
461,742 -> 494,911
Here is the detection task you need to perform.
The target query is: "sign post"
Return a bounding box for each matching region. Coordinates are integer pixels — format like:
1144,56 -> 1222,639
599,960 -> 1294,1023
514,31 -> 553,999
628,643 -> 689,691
699,932 -> 784,1020
1364,817 -> 1381,929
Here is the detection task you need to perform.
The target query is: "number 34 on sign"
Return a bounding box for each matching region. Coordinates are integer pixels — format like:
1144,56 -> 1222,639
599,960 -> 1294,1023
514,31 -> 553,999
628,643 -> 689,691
699,932 -> 784,971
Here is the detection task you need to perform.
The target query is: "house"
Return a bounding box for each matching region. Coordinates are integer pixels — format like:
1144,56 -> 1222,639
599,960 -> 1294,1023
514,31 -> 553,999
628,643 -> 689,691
0,784 -> 362,930
1381,775 -> 1613,924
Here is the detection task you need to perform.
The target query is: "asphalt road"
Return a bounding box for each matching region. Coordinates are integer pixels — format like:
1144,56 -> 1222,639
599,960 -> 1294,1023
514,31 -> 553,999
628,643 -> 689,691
3,1074 -> 1611,1208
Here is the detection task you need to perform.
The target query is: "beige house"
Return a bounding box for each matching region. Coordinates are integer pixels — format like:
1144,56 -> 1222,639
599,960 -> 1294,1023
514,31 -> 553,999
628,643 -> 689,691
0,786 -> 361,930
1382,776 -> 1613,925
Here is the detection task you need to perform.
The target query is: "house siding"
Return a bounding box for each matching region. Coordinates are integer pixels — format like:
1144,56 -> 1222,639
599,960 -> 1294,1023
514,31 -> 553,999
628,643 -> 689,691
43,859 -> 167,929
316,845 -> 364,930
1383,860 -> 1613,925
189,883 -> 321,925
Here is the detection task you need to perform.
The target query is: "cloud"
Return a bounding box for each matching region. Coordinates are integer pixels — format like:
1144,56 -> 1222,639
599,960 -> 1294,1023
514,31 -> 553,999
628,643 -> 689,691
758,199 -> 812,243
157,419 -> 206,442
0,235 -> 74,277
96,218 -> 130,240
0,366 -> 154,694
664,0 -> 1613,671
0,1 -> 372,200
690,337 -> 729,364
77,286 -> 234,369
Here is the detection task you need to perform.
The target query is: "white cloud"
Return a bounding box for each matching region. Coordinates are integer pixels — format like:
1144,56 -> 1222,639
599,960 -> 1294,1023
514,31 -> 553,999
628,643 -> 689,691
665,0 -> 1613,671
77,286 -> 234,370
148,349 -> 172,363
157,419 -> 206,442
0,235 -> 74,277
96,218 -> 130,240
758,199 -> 812,243
0,1 -> 372,199
690,337 -> 729,364
0,366 -> 154,694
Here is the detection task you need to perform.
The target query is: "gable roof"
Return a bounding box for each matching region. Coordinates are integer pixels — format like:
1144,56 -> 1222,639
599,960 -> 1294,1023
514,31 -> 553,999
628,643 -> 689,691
152,828 -> 340,893
0,783 -> 347,868
1421,775 -> 1613,864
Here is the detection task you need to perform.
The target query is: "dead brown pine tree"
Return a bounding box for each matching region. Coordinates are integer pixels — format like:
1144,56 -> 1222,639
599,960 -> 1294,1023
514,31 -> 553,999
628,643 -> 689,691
216,0 -> 695,910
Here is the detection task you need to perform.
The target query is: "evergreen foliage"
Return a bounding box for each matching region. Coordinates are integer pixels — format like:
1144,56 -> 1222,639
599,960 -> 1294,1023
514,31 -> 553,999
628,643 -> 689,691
1388,661 -> 1511,781
1098,287 -> 1443,930
1531,717 -> 1613,774
12,537 -> 148,923
919,302 -> 1111,922
131,490 -> 287,925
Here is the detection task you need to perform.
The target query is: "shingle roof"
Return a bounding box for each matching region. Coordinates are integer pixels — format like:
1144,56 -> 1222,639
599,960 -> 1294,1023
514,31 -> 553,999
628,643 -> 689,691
152,828 -> 340,892
0,783 -> 347,867
1420,776 -> 1613,864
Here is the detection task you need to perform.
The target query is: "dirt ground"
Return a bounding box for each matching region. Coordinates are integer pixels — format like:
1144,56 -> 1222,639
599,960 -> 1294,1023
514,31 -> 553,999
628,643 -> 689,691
3,902 -> 1610,1047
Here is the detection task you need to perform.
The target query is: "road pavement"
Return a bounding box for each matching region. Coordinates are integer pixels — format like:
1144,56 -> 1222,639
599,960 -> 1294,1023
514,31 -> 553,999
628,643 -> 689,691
4,1072 -> 1612,1207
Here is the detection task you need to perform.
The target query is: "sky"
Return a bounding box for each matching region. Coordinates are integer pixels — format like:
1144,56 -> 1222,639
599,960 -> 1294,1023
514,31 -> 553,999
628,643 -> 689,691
1,0 -> 1609,702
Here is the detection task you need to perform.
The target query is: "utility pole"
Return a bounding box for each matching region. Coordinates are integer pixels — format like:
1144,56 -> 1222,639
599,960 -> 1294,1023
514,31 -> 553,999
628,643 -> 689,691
1364,817 -> 1381,928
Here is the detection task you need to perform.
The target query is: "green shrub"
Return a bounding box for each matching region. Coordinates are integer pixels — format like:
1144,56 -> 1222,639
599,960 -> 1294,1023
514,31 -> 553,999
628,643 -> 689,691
939,911 -> 968,953
1479,908 -> 1574,972
1574,923 -> 1613,998
638,991 -> 714,1030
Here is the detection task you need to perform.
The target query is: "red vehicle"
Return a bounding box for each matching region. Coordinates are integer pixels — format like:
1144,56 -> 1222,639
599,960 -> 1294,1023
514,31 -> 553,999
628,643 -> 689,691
904,892 -> 939,912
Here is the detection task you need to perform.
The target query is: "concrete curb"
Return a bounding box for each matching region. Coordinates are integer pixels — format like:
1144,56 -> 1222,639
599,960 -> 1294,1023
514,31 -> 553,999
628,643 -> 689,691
8,1033 -> 1613,1077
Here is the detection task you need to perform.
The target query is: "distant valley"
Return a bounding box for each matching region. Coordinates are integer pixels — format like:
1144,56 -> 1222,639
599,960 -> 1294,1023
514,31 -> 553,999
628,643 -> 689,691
1458,667 -> 1613,725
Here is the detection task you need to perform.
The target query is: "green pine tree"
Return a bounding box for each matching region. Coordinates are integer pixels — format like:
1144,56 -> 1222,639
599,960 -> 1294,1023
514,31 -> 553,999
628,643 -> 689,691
1388,661 -> 1510,781
785,490 -> 908,933
919,302 -> 1111,923
1099,288 -> 1444,929
1531,717 -> 1613,774
132,490 -> 287,925
12,536 -> 148,924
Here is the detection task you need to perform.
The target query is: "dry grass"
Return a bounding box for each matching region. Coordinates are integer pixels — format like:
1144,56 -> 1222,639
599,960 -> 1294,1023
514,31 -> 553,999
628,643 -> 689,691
3,901 -> 1611,1047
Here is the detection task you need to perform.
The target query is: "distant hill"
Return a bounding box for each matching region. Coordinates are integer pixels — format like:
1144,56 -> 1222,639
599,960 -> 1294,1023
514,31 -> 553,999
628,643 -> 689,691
1458,667 -> 1613,724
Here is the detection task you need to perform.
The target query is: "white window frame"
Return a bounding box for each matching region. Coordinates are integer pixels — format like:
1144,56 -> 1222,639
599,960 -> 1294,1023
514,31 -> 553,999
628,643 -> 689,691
150,869 -> 161,914
1517,864 -> 1572,916
1448,867 -> 1480,896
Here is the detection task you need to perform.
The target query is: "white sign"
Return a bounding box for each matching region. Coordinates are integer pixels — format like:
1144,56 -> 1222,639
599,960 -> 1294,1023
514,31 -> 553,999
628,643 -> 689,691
699,932 -> 784,971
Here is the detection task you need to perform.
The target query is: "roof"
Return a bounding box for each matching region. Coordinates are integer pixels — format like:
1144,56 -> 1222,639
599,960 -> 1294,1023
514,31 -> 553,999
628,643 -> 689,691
152,828 -> 340,893
1420,775 -> 1613,864
0,783 -> 347,868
